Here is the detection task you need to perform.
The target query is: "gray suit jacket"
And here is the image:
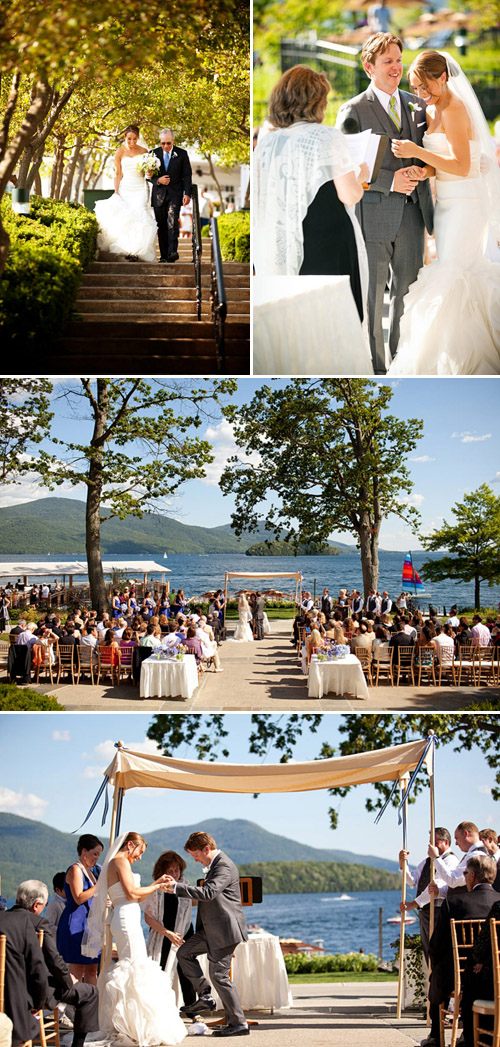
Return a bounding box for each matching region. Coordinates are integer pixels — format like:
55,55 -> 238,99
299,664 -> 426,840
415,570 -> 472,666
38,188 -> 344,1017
337,84 -> 434,242
175,851 -> 248,959
253,597 -> 265,621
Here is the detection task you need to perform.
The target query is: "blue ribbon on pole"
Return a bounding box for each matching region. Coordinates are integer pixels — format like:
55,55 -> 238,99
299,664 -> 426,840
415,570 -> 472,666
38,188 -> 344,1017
397,735 -> 436,823
115,788 -> 124,835
374,778 -> 399,824
72,775 -> 109,833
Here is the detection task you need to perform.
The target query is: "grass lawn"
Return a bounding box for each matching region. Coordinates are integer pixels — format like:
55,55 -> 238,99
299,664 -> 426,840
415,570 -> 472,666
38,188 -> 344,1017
288,971 -> 399,984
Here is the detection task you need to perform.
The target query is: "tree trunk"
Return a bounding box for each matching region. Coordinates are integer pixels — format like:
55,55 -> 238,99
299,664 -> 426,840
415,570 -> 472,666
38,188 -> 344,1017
85,380 -> 110,613
73,148 -> 93,202
33,170 -> 42,195
51,137 -> 67,199
205,153 -> 225,212
60,137 -> 82,201
474,574 -> 480,611
358,517 -> 380,596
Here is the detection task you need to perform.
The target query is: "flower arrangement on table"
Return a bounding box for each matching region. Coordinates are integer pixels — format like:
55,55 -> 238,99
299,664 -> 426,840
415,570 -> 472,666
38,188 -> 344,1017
136,152 -> 161,175
154,644 -> 187,661
327,643 -> 350,660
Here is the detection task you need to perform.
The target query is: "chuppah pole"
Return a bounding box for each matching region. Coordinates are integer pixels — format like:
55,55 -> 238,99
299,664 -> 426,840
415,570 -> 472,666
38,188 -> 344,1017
427,732 -> 437,1025
101,743 -> 125,973
396,772 -> 410,1019
223,572 -> 228,631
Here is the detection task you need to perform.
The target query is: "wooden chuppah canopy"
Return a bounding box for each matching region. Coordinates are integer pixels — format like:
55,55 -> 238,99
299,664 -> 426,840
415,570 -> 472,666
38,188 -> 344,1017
85,735 -> 437,1019
223,571 -> 303,626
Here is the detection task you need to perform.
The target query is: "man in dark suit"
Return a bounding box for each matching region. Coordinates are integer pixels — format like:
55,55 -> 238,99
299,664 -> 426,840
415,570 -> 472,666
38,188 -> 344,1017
13,880 -> 99,1047
0,901 -> 49,1045
321,589 -> 333,617
337,32 -> 434,372
252,591 -> 266,640
149,127 -> 192,263
166,831 -> 249,1036
421,854 -> 500,1047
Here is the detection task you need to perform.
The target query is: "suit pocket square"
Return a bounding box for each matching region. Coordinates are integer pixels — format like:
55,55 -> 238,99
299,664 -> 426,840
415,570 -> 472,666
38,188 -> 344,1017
417,121 -> 426,127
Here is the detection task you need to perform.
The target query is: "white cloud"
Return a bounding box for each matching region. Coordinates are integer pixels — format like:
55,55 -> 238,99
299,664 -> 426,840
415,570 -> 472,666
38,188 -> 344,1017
0,785 -> 49,819
401,493 -> 424,508
0,474 -> 86,508
52,730 -> 71,742
451,431 -> 492,443
491,472 -> 500,484
201,419 -> 260,487
411,455 -> 436,462
80,738 -> 161,779
477,785 -> 492,796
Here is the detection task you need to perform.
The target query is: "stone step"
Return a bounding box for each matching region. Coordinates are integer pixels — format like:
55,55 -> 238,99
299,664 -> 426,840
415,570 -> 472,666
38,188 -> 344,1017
73,310 -> 249,323
88,261 -> 249,276
81,274 -> 249,288
59,320 -> 250,338
77,286 -> 250,303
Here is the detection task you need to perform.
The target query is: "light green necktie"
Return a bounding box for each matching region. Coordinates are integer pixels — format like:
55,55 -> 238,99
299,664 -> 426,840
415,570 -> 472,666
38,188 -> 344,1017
389,94 -> 401,132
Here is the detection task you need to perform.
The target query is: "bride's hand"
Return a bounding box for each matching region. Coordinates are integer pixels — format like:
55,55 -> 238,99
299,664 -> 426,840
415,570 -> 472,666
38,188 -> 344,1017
391,139 -> 413,159
167,931 -> 185,947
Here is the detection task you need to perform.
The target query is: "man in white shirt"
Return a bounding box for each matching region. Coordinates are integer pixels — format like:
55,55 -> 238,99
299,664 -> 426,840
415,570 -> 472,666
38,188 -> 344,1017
16,623 -> 39,647
380,591 -> 392,614
433,624 -> 455,663
399,827 -> 458,963
471,616 -> 491,647
428,821 -> 489,896
479,828 -> 500,890
301,592 -> 314,613
446,608 -> 460,629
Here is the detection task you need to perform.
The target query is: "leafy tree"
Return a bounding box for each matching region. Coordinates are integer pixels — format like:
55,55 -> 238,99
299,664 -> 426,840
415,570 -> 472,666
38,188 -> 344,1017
147,713 -> 500,829
36,378 -> 236,611
421,484 -> 500,610
0,378 -> 53,483
219,379 -> 423,595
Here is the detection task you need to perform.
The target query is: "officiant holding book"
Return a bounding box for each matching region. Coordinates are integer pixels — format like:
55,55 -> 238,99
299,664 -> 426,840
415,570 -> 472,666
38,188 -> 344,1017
337,32 -> 434,372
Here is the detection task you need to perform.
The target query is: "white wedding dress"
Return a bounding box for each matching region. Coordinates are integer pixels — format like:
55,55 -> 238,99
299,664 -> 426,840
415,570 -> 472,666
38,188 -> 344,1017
389,133 -> 500,374
231,600 -> 254,642
93,878 -> 186,1046
94,156 -> 158,262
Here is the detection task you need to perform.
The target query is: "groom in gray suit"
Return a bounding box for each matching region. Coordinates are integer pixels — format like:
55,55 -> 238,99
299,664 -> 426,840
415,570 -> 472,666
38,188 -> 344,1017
166,831 -> 249,1037
337,33 -> 434,372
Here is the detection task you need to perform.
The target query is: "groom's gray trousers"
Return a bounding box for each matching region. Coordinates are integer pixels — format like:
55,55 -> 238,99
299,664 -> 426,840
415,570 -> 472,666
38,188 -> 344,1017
176,933 -> 246,1026
366,197 -> 425,371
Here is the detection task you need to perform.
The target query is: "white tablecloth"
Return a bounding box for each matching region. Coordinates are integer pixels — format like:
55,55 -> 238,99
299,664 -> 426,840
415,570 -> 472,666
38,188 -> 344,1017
307,654 -> 369,699
191,934 -> 292,1012
253,275 -> 372,375
139,655 -> 199,699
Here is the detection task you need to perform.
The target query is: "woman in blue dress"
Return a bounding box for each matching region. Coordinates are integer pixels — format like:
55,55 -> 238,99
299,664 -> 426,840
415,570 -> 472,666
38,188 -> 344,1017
111,589 -> 121,620
56,833 -> 103,985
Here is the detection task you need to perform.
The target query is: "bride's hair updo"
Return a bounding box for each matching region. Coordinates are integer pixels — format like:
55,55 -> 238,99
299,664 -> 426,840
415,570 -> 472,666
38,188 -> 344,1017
120,831 -> 147,850
124,124 -> 140,136
269,66 -> 330,127
409,51 -> 452,87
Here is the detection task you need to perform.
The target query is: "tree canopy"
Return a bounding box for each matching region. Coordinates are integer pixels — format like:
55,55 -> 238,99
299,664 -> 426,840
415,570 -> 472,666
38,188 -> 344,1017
147,713 -> 500,830
0,378 -> 53,483
421,484 -> 500,610
219,379 -> 423,595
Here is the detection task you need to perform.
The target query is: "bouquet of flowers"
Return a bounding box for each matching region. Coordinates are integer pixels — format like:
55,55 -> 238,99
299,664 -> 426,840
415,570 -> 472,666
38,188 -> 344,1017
136,151 -> 161,175
329,643 -> 350,660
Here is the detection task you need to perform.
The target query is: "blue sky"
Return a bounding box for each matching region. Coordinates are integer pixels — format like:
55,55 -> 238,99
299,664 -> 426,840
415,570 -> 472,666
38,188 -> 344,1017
0,713 -> 497,862
1,377 -> 499,551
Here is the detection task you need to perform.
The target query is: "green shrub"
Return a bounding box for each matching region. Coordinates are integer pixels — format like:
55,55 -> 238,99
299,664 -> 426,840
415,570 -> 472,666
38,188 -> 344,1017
284,952 -> 379,974
0,195 -> 98,346
0,683 -> 64,711
217,210 -> 250,262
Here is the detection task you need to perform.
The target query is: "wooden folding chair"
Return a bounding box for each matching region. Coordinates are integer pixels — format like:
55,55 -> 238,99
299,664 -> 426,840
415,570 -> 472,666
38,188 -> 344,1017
0,641 -> 9,678
372,646 -> 393,686
473,647 -> 496,687
393,645 -> 415,686
34,930 -> 60,1047
76,644 -> 100,685
118,643 -> 136,682
32,643 -> 55,686
457,644 -> 475,686
437,645 -> 458,686
54,644 -> 78,685
440,918 -> 485,1047
473,918 -> 500,1047
354,647 -> 372,686
414,645 -> 437,686
98,645 -> 120,686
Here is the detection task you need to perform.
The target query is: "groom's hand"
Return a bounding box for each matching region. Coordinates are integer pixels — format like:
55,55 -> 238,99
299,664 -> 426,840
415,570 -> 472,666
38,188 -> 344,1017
393,168 -> 418,195
158,175 -> 170,185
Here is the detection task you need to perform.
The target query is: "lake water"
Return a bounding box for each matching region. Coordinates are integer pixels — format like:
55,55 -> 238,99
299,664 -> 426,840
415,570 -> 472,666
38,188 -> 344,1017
2,551 -> 499,611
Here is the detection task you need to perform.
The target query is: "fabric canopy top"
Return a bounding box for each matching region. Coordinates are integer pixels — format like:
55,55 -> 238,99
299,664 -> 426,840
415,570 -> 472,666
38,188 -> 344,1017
104,738 -> 432,795
0,560 -> 171,577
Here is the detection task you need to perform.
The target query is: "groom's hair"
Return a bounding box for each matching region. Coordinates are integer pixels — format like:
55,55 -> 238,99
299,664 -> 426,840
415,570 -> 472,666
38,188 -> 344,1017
362,33 -> 402,69
185,831 -> 216,852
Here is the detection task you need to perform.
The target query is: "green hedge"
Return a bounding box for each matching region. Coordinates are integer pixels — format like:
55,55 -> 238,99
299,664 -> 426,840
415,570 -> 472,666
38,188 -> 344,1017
284,952 -> 379,974
0,683 -> 64,711
0,195 -> 98,346
217,210 -> 250,263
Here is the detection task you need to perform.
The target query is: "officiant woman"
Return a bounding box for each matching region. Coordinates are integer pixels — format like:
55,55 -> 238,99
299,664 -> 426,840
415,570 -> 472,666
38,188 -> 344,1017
254,65 -> 369,322
143,850 -> 196,1007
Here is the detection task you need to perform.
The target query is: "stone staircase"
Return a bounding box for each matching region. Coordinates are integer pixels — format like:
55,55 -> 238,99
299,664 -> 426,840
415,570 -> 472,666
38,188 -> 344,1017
50,240 -> 250,373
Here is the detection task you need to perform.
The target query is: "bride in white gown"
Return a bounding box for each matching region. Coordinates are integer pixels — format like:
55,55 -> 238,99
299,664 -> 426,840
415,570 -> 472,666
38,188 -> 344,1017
94,125 -> 158,263
388,51 -> 500,374
83,831 -> 186,1047
231,592 -> 254,642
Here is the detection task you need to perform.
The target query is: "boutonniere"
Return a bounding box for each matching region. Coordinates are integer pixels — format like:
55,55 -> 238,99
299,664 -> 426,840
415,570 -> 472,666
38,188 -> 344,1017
172,151 -> 178,158
408,102 -> 423,123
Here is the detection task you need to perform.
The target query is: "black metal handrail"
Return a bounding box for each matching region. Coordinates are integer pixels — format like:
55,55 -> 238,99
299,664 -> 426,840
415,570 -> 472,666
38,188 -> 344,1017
190,184 -> 203,321
210,216 -> 227,373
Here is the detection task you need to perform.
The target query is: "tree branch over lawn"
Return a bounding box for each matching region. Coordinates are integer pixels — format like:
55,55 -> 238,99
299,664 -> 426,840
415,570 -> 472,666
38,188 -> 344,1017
219,379 -> 423,595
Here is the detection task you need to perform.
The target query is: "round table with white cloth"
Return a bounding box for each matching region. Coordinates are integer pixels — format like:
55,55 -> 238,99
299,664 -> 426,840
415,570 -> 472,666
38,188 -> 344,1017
174,933 -> 292,1012
139,654 -> 199,699
307,654 -> 369,699
253,275 -> 373,375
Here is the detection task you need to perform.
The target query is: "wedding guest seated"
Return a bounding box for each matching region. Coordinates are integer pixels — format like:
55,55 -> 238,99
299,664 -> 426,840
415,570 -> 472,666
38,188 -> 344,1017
112,617 -> 127,639
16,622 -> 39,647
60,623 -> 80,649
207,613 -> 222,643
456,617 -> 474,647
162,623 -> 182,648
305,623 -> 324,660
139,623 -> 162,649
471,615 -> 491,647
460,892 -> 500,1047
389,619 -> 414,668
159,614 -> 170,635
99,628 -> 121,667
96,612 -> 111,637
119,626 -> 136,651
433,623 -> 455,663
184,626 -> 204,666
351,623 -> 374,650
372,625 -> 391,660
9,618 -> 26,638
193,620 -> 224,672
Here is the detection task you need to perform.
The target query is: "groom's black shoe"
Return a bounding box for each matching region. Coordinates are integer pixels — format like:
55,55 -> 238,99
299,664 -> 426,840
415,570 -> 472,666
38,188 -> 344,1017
212,1025 -> 250,1036
167,251 -> 179,262
180,995 -> 217,1017
159,257 -> 168,263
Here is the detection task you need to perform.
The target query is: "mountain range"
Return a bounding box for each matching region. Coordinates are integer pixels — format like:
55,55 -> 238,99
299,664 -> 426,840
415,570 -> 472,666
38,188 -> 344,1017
0,813 -> 399,898
0,498 -> 356,556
